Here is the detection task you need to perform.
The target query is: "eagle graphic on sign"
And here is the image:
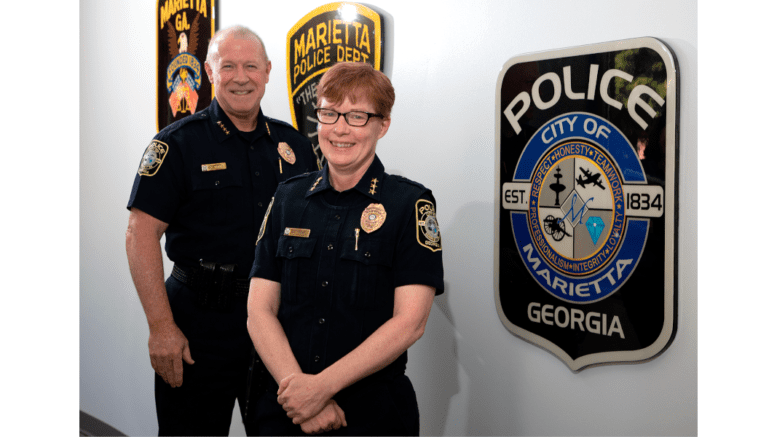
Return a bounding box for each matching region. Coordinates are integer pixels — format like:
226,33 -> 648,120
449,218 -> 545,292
165,14 -> 203,117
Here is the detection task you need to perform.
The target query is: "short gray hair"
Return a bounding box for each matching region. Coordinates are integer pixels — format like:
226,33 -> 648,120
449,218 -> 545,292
206,25 -> 269,66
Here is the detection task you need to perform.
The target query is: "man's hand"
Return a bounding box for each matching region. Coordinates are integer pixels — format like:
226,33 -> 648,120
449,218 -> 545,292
127,208 -> 191,387
299,400 -> 347,435
277,373 -> 332,424
148,321 -> 194,387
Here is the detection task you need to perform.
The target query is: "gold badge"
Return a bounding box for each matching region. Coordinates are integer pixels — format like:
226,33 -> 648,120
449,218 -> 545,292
138,140 -> 169,177
201,162 -> 227,172
284,227 -> 311,238
278,142 -> 296,165
416,199 -> 442,252
361,204 -> 387,233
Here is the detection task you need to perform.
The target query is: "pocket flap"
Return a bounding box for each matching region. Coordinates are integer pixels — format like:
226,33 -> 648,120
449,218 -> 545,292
191,169 -> 242,191
340,238 -> 393,266
277,235 -> 317,259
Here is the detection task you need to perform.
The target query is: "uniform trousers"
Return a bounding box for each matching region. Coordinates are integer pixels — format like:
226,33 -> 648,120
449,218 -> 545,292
154,276 -> 254,436
247,372 -> 420,436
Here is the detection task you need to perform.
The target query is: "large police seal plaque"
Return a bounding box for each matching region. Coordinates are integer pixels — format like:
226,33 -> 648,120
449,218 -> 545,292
496,38 -> 678,372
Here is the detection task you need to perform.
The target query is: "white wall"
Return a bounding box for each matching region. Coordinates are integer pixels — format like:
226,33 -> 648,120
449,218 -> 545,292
80,0 -> 697,435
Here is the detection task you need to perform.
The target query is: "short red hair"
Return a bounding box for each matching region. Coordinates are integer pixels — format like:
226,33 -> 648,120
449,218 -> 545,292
317,62 -> 395,117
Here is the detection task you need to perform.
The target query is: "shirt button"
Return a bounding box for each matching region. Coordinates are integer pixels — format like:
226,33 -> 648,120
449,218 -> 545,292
255,171 -> 260,176
321,281 -> 328,287
327,244 -> 334,250
314,356 -> 320,363
258,202 -> 263,208
364,252 -> 371,258
215,181 -> 220,186
318,318 -> 326,324
334,215 -> 341,220
288,247 -> 293,253
250,146 -> 255,150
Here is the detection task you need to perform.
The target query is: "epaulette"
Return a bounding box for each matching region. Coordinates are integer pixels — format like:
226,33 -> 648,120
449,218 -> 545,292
392,174 -> 429,192
158,108 -> 210,136
278,171 -> 315,186
265,115 -> 297,130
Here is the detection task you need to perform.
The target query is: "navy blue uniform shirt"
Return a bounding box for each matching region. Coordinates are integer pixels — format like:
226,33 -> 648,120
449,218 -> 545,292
128,99 -> 319,277
250,156 -> 444,385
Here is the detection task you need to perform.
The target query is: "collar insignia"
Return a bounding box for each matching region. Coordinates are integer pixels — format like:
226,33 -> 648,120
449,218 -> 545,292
310,176 -> 323,191
216,120 -> 230,135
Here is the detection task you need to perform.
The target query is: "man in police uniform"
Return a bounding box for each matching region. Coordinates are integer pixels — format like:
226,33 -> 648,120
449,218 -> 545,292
246,62 -> 444,435
126,25 -> 318,436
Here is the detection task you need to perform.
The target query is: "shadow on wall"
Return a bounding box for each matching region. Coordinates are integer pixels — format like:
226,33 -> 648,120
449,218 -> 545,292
80,411 -> 126,436
457,201 -> 523,436
422,200 -> 524,436
415,285 -> 459,435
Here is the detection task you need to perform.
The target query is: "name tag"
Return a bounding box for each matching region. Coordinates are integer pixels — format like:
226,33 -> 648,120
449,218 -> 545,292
284,227 -> 311,238
201,162 -> 227,172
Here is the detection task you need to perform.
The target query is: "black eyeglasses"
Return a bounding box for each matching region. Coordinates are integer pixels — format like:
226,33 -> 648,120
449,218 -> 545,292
314,108 -> 384,127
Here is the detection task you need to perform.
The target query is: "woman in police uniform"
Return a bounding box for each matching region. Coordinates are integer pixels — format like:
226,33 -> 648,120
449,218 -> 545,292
246,62 -> 444,435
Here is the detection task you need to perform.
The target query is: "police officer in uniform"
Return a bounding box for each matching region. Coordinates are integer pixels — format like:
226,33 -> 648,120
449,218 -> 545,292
246,62 -> 444,435
126,25 -> 318,436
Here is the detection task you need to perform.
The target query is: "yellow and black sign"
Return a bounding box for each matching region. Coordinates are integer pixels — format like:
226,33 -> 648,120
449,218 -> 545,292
157,0 -> 218,131
286,2 -> 386,163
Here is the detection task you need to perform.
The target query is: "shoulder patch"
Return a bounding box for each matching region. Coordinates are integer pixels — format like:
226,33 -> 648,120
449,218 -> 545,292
416,199 -> 442,252
138,140 -> 169,177
256,197 -> 274,244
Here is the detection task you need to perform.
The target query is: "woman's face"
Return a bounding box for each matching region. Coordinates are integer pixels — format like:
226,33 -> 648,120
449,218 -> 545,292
317,96 -> 390,176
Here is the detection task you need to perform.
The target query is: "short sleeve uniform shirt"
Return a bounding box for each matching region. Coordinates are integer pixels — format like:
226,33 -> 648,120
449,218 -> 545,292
251,156 -> 444,382
127,99 -> 318,276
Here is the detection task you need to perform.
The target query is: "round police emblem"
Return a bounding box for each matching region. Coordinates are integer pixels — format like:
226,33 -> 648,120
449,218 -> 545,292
422,214 -> 440,243
143,149 -> 159,166
508,113 -> 655,303
528,140 -> 625,278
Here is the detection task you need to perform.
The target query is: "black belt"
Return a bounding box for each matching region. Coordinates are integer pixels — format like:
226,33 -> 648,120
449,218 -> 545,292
172,263 -> 250,296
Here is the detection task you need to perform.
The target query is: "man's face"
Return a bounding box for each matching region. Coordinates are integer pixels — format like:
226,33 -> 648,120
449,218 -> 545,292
205,35 -> 271,124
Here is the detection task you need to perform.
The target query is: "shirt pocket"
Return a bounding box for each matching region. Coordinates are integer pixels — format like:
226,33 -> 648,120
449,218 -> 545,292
190,169 -> 244,224
191,166 -> 242,190
339,237 -> 394,309
276,235 -> 318,304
